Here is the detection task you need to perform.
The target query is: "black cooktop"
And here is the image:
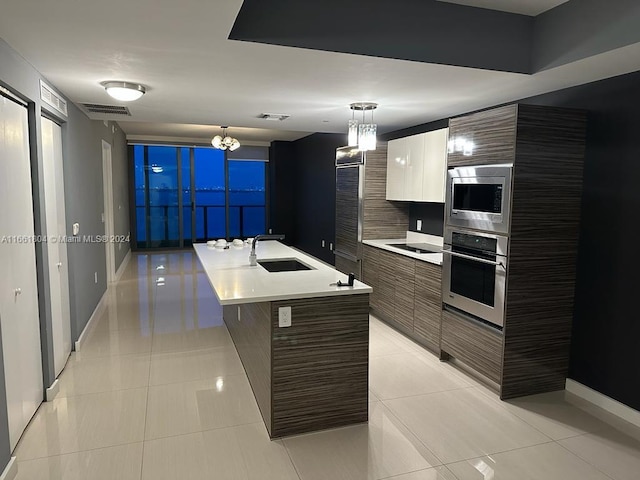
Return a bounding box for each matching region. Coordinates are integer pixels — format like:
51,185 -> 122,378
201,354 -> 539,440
388,243 -> 440,254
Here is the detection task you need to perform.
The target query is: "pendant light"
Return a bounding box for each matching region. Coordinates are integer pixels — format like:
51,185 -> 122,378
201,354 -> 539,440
349,103 -> 378,151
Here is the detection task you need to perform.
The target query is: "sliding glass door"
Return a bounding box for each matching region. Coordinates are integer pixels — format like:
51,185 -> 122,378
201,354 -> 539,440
133,145 -> 267,249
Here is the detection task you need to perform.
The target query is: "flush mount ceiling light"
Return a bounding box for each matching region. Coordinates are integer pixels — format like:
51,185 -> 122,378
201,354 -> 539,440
211,126 -> 241,151
101,81 -> 146,102
349,102 -> 378,151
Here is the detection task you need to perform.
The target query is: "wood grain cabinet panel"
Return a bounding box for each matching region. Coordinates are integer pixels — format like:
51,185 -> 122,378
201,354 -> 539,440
363,246 -> 380,311
413,261 -> 442,351
376,250 -> 397,323
394,256 -> 415,331
441,309 -> 503,384
447,104 -> 517,167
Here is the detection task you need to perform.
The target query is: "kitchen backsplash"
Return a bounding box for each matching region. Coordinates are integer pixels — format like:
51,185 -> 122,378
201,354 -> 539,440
409,202 -> 445,236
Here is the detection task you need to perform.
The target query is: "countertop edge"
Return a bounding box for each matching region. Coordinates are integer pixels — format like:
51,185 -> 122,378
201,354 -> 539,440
362,239 -> 443,266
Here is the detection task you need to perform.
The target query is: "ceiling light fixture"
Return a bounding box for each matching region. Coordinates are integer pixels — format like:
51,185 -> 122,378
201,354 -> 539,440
101,81 -> 146,102
211,126 -> 241,152
349,102 -> 378,151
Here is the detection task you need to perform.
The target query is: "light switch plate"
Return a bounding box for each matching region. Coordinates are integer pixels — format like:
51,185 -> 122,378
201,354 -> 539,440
278,306 -> 292,327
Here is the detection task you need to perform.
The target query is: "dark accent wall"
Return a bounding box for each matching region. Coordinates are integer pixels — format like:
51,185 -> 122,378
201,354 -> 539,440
268,141 -> 297,245
520,71 -> 640,411
408,203 -> 445,237
290,133 -> 346,265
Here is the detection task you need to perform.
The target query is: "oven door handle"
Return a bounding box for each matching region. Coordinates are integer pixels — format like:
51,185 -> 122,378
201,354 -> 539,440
442,249 -> 506,269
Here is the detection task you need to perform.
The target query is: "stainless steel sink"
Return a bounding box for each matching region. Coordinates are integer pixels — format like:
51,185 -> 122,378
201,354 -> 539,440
257,258 -> 314,272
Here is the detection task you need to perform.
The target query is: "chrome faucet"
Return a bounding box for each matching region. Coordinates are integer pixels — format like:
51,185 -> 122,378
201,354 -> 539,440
249,234 -> 285,266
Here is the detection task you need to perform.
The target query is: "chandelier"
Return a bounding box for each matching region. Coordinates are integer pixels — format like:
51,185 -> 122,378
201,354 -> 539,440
348,103 -> 378,151
211,126 -> 241,151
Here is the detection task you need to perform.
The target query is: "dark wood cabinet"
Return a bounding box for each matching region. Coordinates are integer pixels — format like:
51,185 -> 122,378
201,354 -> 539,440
441,309 -> 503,384
363,245 -> 442,352
394,256 -> 415,331
447,104 -> 517,167
441,103 -> 587,399
413,261 -> 442,351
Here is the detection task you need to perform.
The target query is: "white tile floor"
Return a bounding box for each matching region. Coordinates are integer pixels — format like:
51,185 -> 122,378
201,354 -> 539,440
13,252 -> 640,479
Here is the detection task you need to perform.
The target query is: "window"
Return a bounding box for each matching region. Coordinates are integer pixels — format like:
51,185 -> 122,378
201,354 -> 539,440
132,145 -> 268,249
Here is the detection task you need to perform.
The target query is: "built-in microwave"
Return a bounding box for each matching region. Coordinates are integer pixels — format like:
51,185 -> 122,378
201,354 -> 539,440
445,164 -> 513,234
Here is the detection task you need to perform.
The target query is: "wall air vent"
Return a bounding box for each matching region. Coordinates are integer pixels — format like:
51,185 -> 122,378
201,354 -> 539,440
258,113 -> 290,121
40,80 -> 68,117
81,103 -> 131,116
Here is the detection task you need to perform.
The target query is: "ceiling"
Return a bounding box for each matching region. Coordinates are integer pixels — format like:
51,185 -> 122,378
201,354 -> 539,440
0,0 -> 638,144
437,0 -> 569,16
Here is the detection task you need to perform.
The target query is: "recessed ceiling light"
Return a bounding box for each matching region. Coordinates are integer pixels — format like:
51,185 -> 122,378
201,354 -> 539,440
101,81 -> 147,102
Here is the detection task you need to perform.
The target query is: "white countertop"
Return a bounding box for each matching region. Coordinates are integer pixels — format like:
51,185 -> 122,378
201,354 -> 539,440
194,241 -> 372,305
362,239 -> 443,266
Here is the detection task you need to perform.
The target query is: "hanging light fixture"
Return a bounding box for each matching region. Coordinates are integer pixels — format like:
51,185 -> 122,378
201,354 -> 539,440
348,109 -> 359,147
349,103 -> 378,151
101,81 -> 146,102
211,126 -> 241,151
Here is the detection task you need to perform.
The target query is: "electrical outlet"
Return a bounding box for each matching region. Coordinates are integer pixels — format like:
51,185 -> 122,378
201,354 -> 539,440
268,228 -> 273,234
278,306 -> 292,327
73,223 -> 80,236
321,240 -> 325,248
101,213 -> 105,223
417,219 -> 423,231
329,242 -> 333,250
94,272 -> 98,284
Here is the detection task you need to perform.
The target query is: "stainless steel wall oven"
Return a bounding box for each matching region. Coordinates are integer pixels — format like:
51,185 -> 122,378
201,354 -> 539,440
442,227 -> 508,328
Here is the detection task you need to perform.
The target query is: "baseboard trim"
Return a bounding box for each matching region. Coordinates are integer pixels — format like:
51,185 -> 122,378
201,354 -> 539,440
0,457 -> 17,480
45,379 -> 60,402
566,379 -> 640,429
113,249 -> 131,283
74,289 -> 108,352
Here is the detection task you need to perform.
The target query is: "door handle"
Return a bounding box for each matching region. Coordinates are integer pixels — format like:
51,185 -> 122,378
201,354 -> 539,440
14,288 -> 22,296
57,262 -> 63,269
442,249 -> 506,269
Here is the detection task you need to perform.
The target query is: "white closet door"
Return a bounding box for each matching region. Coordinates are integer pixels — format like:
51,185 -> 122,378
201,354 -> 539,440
42,117 -> 71,377
0,94 -> 44,451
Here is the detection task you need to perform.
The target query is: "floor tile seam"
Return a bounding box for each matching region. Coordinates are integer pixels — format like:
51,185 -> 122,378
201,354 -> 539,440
374,400 -> 447,468
463,386 -> 559,442
280,438 -> 304,480
64,352 -> 153,368
35,386 -> 150,406
552,439 -> 618,480
142,419 -> 263,443
71,350 -> 152,361
148,344 -> 241,357
376,385 -> 476,403
149,346 -> 233,355
15,440 -> 145,463
147,371 -> 249,388
438,439 -> 558,466
138,343 -> 152,480
378,464 -> 461,480
55,384 -> 154,400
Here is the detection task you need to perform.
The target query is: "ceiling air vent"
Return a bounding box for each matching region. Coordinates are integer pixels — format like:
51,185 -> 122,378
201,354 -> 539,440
81,103 -> 131,116
258,113 -> 290,121
40,80 -> 68,117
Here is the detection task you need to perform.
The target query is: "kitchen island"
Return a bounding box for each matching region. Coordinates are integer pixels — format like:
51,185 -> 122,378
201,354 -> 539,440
194,241 -> 372,438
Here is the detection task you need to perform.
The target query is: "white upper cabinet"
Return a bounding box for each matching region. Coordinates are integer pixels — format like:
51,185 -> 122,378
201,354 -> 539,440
421,127 -> 448,203
386,127 -> 448,202
386,135 -> 407,200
